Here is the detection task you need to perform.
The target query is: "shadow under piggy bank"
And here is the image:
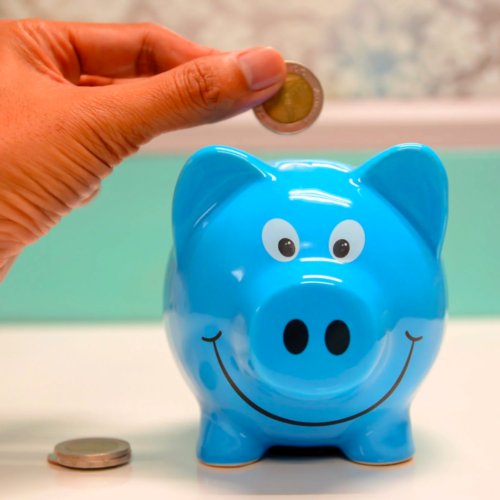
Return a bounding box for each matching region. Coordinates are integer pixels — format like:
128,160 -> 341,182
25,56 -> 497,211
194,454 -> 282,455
196,426 -> 445,496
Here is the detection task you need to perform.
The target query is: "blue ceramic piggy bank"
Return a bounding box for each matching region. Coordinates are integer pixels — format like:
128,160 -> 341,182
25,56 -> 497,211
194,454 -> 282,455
164,143 -> 448,467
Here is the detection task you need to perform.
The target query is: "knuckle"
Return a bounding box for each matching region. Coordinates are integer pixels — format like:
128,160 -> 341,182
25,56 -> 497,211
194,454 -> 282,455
140,22 -> 164,35
14,18 -> 38,29
8,19 -> 31,33
135,23 -> 169,76
4,18 -> 52,48
138,22 -> 160,31
182,60 -> 222,112
10,18 -> 45,35
2,19 -> 27,40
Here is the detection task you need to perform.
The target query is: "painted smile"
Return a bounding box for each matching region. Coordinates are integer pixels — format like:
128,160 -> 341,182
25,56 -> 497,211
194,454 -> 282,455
202,330 -> 422,427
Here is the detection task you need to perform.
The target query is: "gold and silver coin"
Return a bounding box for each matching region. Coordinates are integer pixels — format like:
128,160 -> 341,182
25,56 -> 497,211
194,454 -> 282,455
254,61 -> 323,134
48,437 -> 131,469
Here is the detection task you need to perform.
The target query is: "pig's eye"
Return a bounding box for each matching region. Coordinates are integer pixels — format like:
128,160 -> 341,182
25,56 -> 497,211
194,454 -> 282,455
329,220 -> 365,263
262,219 -> 300,262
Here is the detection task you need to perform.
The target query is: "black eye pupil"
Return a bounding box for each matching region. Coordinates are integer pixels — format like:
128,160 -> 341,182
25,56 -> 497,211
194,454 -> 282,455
325,320 -> 350,355
284,319 -> 308,354
333,239 -> 350,258
278,238 -> 295,257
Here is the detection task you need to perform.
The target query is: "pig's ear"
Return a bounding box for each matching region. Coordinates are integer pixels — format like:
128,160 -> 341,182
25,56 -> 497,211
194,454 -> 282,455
172,146 -> 270,255
356,143 -> 448,257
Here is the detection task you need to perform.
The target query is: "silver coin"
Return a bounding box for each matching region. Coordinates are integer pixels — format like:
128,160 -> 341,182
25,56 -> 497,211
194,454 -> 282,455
50,451 -> 131,469
54,437 -> 131,466
253,61 -> 323,135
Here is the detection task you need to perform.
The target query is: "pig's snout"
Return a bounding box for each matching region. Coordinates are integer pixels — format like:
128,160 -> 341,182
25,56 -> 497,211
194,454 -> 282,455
250,281 -> 384,399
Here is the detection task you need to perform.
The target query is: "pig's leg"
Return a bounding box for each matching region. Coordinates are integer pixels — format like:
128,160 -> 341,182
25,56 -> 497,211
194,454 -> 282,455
197,411 -> 266,467
340,409 -> 414,465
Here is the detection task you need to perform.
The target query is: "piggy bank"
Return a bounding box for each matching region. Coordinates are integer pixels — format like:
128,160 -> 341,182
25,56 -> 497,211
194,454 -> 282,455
164,143 -> 448,467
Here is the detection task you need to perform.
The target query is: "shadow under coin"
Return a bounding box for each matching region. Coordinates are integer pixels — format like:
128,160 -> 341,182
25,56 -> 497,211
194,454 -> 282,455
197,445 -> 415,496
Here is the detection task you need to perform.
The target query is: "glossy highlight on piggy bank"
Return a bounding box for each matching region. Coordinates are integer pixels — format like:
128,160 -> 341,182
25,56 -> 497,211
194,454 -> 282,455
164,143 -> 448,467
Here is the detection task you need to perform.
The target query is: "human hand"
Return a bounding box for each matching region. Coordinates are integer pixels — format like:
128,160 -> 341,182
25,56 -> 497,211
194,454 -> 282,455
0,19 -> 286,282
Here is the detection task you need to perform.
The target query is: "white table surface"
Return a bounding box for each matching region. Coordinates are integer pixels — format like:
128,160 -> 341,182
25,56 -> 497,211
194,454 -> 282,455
0,320 -> 499,500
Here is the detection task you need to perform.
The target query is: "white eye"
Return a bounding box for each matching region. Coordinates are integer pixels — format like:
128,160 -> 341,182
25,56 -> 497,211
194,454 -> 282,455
262,219 -> 300,262
329,220 -> 365,263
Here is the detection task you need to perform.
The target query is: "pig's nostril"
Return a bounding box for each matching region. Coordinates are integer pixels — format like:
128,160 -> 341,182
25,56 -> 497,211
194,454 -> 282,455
325,320 -> 350,355
283,319 -> 309,355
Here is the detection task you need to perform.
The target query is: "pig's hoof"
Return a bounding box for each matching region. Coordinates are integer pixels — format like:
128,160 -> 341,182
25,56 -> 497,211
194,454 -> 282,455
199,457 -> 263,468
342,443 -> 414,466
350,456 -> 413,466
197,415 -> 265,467
341,416 -> 414,465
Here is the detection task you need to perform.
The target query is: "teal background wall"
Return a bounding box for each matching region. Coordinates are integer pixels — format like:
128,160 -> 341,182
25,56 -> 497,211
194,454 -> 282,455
0,150 -> 499,321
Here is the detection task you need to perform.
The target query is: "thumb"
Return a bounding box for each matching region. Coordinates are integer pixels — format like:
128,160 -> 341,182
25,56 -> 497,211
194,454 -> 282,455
86,47 -> 286,146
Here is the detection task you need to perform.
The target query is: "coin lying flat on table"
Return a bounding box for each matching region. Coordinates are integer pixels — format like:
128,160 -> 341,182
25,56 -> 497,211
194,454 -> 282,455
253,61 -> 323,134
48,437 -> 131,470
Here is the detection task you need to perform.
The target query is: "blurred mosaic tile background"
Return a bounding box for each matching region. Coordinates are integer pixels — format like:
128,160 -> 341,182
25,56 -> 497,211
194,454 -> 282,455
1,0 -> 499,99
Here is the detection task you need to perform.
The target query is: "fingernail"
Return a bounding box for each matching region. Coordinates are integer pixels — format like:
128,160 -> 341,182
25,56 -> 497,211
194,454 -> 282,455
238,47 -> 285,91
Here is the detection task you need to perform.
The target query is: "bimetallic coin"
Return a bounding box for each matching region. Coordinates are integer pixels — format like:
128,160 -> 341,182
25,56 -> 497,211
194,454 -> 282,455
50,437 -> 132,469
254,61 -> 323,134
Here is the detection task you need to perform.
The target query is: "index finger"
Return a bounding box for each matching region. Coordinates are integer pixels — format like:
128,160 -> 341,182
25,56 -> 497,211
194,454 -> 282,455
71,22 -> 220,76
16,20 -> 219,80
